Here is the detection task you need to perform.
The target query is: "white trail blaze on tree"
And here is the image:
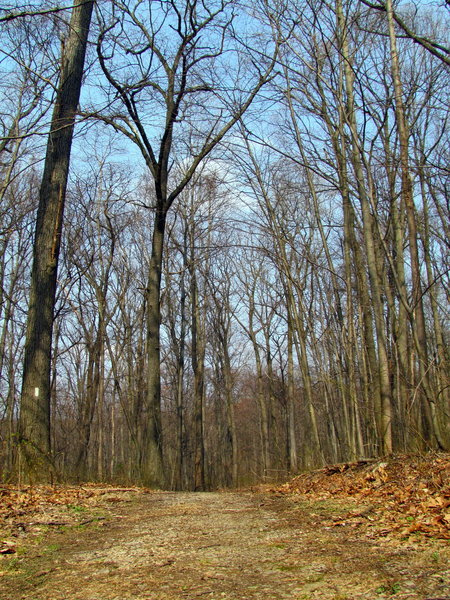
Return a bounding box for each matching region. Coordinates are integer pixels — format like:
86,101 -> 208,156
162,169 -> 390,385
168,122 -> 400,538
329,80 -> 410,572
19,0 -> 94,481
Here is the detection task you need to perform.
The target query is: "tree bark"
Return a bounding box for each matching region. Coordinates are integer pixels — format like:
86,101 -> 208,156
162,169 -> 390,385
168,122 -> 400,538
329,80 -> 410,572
191,263 -> 206,492
385,0 -> 446,450
337,0 -> 392,454
19,0 -> 94,482
142,210 -> 166,487
286,322 -> 298,472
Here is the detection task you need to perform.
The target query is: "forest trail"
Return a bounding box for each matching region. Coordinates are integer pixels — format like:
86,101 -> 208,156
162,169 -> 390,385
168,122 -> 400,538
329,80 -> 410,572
1,488 -> 449,600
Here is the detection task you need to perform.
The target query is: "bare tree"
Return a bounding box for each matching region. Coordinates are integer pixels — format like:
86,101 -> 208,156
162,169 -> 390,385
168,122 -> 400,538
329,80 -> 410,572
91,0 -> 280,486
359,0 -> 450,66
19,0 -> 94,481
0,3 -> 76,24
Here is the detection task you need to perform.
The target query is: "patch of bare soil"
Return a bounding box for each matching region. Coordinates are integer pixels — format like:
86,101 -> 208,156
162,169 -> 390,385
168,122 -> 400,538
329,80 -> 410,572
0,483 -> 449,600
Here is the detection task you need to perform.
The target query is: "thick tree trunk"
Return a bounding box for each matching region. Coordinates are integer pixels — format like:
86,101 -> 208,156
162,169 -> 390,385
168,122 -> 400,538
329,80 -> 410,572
142,211 -> 166,487
19,0 -> 94,482
191,267 -> 206,492
174,229 -> 188,490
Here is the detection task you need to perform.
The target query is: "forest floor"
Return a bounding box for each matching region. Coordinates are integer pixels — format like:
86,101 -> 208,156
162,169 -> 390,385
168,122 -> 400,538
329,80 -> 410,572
0,453 -> 448,600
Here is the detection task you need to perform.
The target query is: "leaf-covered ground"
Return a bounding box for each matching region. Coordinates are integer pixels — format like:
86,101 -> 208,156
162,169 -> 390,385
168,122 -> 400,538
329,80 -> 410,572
266,452 -> 450,542
0,485 -> 148,557
0,453 -> 448,600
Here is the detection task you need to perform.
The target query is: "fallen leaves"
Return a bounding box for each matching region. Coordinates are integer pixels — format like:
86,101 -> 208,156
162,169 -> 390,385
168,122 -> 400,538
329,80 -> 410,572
268,453 -> 450,542
1,453 -> 448,563
0,484 -> 151,558
0,540 -> 16,554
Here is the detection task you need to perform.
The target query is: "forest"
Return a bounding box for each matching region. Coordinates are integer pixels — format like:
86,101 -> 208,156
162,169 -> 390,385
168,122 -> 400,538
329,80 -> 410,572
0,0 -> 448,490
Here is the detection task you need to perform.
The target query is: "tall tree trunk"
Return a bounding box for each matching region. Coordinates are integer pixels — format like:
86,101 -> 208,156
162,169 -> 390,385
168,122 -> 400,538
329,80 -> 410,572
142,210 -> 166,487
243,277 -> 271,479
300,43 -> 376,456
286,322 -> 298,472
19,0 -> 94,482
223,336 -> 238,487
385,0 -> 445,450
253,347 -> 271,479
188,201 -> 206,492
75,333 -> 101,479
337,0 -> 392,454
97,337 -> 106,481
382,119 -> 410,450
419,165 -> 450,448
191,265 -> 206,492
175,228 -> 188,490
290,299 -> 324,466
0,238 -> 22,473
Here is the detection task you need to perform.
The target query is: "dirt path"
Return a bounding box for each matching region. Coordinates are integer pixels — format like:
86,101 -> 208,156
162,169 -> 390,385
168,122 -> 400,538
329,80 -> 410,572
2,490 -> 449,600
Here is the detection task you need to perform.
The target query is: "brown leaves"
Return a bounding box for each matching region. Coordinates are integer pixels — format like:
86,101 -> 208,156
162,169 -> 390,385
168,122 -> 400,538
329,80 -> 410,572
0,484 -> 151,556
0,484 -> 147,522
0,541 -> 16,554
269,453 -> 450,541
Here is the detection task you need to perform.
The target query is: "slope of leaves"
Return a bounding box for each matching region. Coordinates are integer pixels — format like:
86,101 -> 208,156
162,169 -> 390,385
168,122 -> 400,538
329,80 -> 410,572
268,453 -> 450,541
0,484 -> 150,555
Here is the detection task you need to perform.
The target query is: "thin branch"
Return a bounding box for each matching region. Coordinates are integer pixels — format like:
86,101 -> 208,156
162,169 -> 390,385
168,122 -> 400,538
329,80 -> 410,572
359,0 -> 450,66
0,2 -> 87,23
